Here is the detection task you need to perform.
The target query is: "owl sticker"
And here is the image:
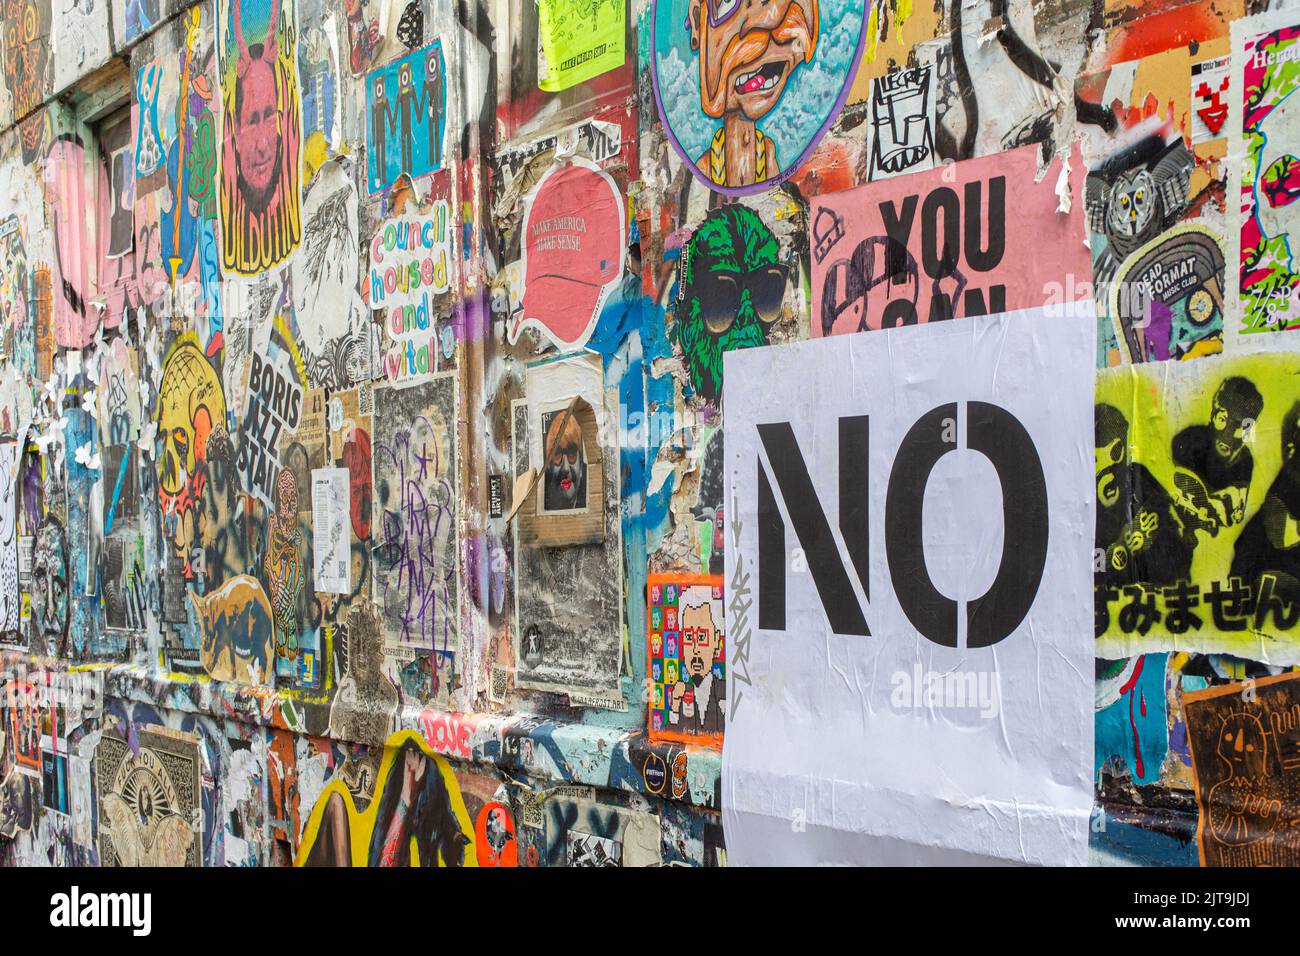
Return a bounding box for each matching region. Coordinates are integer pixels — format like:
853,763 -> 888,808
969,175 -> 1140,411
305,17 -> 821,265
1086,133 -> 1193,282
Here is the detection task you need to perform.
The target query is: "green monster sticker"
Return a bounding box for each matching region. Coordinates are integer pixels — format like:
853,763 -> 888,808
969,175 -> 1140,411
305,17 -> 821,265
675,205 -> 786,402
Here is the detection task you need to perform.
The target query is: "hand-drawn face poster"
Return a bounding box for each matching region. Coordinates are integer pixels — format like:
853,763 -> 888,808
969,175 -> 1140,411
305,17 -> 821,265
1094,352 -> 1300,665
647,572 -> 725,745
810,144 -> 1092,337
217,0 -> 303,275
292,159 -> 373,389
723,307 -> 1095,865
1234,8 -> 1300,336
1184,673 -> 1300,866
371,372 -> 460,706
365,39 -> 447,193
650,0 -> 868,194
868,66 -> 936,182
512,354 -> 623,701
96,725 -> 201,867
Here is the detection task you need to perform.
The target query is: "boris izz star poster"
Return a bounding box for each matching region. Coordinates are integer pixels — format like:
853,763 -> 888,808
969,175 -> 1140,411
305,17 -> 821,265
722,306 -> 1095,865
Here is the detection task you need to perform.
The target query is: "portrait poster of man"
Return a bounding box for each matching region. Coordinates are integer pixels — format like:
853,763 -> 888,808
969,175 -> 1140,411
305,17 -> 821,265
1094,352 -> 1300,664
539,401 -> 589,514
650,0 -> 868,193
217,0 -> 304,275
518,384 -> 605,547
511,355 -> 623,697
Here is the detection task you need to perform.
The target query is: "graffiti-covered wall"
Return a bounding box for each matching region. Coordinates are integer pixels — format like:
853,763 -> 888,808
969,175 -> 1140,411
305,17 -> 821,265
0,0 -> 1297,867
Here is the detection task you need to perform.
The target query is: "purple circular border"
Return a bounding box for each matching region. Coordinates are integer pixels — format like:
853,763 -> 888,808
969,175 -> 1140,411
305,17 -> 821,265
649,0 -> 871,197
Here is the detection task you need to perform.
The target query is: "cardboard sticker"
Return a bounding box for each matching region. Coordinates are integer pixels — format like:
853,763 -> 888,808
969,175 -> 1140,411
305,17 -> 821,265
1185,673 -> 1300,866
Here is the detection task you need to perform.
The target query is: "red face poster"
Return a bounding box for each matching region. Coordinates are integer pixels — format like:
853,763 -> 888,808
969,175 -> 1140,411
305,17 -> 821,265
810,143 -> 1091,337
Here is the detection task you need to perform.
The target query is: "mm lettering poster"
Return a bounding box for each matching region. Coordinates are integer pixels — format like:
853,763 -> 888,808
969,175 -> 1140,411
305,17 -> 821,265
810,143 -> 1091,337
1094,352 -> 1300,665
722,305 -> 1095,865
365,39 -> 447,194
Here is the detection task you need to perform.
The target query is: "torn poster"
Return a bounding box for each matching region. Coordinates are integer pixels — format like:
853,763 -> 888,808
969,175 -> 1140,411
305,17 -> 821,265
1184,672 -> 1300,866
809,143 -> 1091,337
1093,351 -> 1300,666
512,354 -> 623,697
1233,8 -> 1300,336
312,467 -> 350,595
536,0 -> 624,93
722,304 -> 1095,865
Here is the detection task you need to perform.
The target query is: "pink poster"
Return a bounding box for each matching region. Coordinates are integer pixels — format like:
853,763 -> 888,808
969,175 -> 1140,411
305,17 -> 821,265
810,143 -> 1091,337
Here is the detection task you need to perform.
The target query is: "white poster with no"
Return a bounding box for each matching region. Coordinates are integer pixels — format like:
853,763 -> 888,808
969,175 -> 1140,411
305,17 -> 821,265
722,305 -> 1095,865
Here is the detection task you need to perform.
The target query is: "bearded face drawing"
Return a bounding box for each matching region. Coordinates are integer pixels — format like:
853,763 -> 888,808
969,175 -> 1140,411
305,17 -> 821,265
219,0 -> 303,274
675,205 -> 785,403
542,407 -> 587,512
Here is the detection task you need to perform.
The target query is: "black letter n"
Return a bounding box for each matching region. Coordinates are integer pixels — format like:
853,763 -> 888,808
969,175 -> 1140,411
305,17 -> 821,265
757,417 -> 870,636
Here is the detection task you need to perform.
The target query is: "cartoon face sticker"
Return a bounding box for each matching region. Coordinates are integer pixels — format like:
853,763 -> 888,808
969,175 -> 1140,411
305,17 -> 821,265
676,205 -> 784,401
652,0 -> 868,194
1217,711 -> 1268,777
672,751 -> 688,798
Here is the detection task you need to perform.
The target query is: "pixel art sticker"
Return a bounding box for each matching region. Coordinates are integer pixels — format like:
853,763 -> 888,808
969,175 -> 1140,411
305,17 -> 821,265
648,573 -> 725,746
